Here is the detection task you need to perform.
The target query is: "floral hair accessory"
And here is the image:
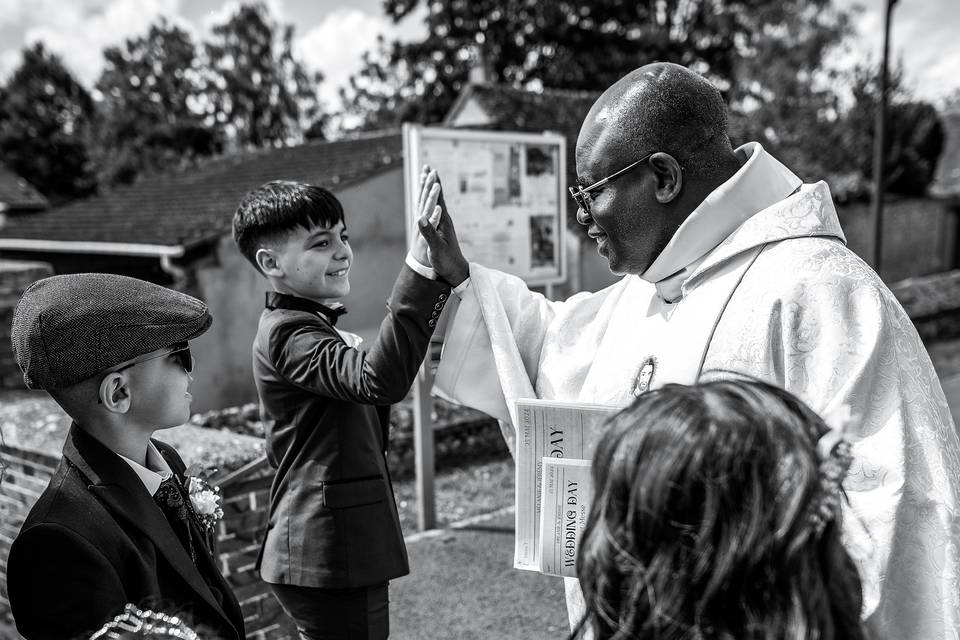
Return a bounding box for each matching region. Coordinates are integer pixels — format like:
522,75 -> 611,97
808,404 -> 855,536
184,464 -> 224,532
89,603 -> 200,639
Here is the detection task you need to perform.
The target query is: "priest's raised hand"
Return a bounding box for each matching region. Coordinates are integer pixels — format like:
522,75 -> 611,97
416,165 -> 469,288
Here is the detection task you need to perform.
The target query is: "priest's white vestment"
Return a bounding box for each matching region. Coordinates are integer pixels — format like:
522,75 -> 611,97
435,144 -> 960,639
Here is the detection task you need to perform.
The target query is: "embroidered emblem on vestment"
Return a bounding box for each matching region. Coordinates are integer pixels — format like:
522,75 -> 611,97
632,357 -> 657,397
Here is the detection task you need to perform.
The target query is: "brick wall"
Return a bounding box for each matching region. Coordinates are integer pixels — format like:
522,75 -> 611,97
0,261 -> 52,389
0,444 -> 295,639
0,444 -> 57,608
214,458 -> 295,640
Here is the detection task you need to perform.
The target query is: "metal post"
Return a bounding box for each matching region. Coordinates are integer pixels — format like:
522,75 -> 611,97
412,367 -> 435,531
871,0 -> 897,275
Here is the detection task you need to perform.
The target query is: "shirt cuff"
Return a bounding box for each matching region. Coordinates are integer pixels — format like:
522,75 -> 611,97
405,252 -> 437,280
452,278 -> 471,296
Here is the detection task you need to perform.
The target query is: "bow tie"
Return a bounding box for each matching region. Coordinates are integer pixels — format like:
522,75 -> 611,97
317,302 -> 348,326
265,292 -> 348,326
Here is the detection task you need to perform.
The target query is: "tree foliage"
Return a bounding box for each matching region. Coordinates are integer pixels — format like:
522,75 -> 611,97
0,43 -> 96,203
737,61 -> 944,200
845,64 -> 943,197
0,3 -> 327,196
205,2 -> 323,148
341,0 -> 850,131
94,18 -> 219,186
343,0 -> 943,198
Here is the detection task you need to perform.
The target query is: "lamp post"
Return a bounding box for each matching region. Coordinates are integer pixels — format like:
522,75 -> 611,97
871,0 -> 898,275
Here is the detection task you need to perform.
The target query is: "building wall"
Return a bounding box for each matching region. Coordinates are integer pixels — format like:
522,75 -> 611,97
190,168 -> 408,411
837,196 -> 956,281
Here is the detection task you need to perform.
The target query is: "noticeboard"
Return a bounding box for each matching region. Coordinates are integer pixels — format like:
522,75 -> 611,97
403,125 -> 567,286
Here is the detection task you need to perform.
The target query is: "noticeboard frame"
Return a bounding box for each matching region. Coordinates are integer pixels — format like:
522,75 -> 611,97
402,124 -> 568,287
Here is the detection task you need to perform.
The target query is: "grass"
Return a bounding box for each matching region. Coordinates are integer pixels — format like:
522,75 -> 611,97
393,456 -> 515,535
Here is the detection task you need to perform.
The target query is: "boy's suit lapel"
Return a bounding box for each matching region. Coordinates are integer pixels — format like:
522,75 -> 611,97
154,441 -> 245,633
61,424 -> 239,638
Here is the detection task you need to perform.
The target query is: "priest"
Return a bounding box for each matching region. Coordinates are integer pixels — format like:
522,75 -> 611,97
415,62 -> 960,638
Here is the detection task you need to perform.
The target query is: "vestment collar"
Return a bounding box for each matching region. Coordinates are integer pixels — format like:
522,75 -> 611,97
644,142 -> 844,301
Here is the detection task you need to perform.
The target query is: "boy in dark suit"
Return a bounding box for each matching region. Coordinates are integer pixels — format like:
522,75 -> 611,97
232,179 -> 456,639
6,273 -> 244,640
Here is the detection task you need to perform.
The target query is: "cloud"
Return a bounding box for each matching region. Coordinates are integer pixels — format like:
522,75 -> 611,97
0,48 -> 22,83
14,0 -> 184,87
295,7 -> 426,110
200,0 -> 289,35
0,0 -> 25,30
834,0 -> 960,102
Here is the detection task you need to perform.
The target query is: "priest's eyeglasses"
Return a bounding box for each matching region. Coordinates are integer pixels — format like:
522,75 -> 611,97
568,152 -> 654,216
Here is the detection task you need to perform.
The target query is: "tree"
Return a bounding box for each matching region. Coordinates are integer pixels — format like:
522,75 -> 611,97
93,18 -> 219,187
760,62 -> 945,201
205,3 -> 324,148
340,0 -> 850,131
0,43 -> 96,203
842,63 -> 943,197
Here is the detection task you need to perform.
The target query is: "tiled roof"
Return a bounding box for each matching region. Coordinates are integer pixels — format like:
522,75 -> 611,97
931,109 -> 960,202
0,163 -> 48,212
0,131 -> 403,249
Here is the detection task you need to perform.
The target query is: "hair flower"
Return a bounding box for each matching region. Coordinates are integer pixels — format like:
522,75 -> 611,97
809,404 -> 856,536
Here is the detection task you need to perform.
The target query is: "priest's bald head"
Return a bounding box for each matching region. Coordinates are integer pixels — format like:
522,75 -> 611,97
573,62 -> 741,276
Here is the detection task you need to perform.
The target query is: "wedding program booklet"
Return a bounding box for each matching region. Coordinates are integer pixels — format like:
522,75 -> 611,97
514,398 -> 617,572
538,457 -> 592,577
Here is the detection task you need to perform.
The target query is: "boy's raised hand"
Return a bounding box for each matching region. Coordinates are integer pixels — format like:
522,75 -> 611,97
417,166 -> 469,287
410,165 -> 435,268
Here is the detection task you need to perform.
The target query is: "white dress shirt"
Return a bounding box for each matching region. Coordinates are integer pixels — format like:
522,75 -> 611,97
118,441 -> 174,496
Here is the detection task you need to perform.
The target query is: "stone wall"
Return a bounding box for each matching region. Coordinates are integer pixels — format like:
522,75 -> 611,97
891,269 -> 960,343
0,261 -> 52,389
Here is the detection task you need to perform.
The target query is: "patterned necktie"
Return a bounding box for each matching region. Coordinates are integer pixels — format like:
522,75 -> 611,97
154,475 -> 199,562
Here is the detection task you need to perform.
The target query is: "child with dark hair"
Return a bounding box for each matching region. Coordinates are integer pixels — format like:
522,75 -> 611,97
574,379 -> 868,640
233,176 -> 457,639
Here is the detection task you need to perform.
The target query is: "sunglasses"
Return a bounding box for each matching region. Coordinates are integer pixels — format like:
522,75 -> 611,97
97,342 -> 193,405
114,342 -> 194,374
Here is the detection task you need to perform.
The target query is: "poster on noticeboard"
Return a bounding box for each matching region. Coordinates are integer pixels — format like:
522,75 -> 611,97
402,124 -> 567,286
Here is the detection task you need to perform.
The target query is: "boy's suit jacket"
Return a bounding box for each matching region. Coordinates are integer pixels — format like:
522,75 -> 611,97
7,424 -> 244,640
254,265 -> 451,588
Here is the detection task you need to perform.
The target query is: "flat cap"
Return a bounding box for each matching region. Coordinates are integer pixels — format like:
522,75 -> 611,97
11,273 -> 212,390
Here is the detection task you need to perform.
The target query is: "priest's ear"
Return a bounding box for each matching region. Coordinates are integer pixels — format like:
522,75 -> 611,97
98,373 -> 131,414
648,152 -> 683,204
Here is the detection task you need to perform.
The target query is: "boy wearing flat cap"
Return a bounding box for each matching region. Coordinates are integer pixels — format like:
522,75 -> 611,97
6,273 -> 244,640
232,177 -> 456,639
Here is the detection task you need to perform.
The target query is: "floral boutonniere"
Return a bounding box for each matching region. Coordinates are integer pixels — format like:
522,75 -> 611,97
183,464 -> 224,531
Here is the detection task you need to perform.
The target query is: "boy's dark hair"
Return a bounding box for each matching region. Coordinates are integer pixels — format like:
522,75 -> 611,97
233,180 -> 345,273
573,379 -> 867,640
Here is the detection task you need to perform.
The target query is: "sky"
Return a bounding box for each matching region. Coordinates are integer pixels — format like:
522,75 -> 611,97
0,0 -> 957,112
